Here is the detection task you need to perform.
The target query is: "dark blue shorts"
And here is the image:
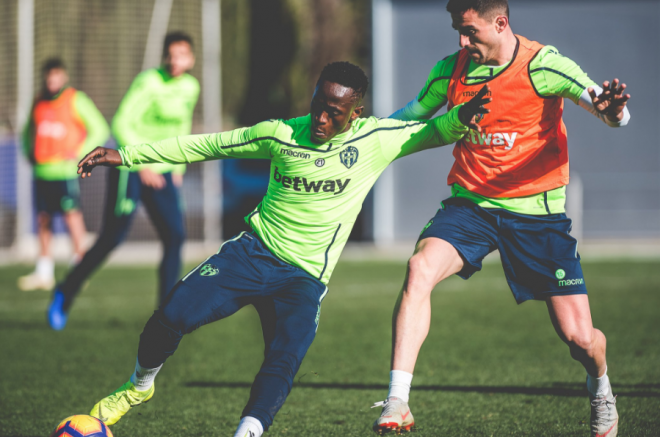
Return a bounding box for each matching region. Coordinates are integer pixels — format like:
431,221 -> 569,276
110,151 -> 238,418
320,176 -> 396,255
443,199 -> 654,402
34,179 -> 80,213
419,197 -> 587,304
168,231 -> 328,336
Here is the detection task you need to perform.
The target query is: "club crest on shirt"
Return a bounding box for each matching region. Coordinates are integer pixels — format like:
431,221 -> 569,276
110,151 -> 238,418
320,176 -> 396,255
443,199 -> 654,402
339,146 -> 359,169
200,264 -> 219,277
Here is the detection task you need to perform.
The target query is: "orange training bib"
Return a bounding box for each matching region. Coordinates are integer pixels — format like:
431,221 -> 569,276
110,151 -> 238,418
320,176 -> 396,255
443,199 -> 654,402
32,87 -> 87,164
446,35 -> 569,198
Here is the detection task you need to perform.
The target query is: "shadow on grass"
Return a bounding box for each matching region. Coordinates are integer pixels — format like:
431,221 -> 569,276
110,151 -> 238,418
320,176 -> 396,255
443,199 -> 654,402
185,381 -> 660,398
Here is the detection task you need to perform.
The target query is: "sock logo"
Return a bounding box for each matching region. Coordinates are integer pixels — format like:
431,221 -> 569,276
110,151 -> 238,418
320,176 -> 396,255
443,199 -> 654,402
200,264 -> 219,277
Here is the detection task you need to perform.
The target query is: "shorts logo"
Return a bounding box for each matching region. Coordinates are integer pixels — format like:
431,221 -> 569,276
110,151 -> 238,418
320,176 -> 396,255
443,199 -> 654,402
315,158 -> 325,167
339,146 -> 359,169
60,196 -> 76,212
200,264 -> 219,277
555,269 -> 566,280
559,278 -> 584,287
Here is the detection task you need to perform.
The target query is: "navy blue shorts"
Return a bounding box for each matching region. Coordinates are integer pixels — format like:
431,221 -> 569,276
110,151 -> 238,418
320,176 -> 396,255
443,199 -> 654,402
419,197 -> 587,304
169,231 -> 328,336
34,179 -> 80,213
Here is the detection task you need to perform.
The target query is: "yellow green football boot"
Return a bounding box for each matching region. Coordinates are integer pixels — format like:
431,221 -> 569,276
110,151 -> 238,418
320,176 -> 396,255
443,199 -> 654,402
90,381 -> 155,425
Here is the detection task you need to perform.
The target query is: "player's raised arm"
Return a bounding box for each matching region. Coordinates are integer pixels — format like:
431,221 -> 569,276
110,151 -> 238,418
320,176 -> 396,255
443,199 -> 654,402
389,54 -> 458,121
530,46 -> 631,128
383,85 -> 491,161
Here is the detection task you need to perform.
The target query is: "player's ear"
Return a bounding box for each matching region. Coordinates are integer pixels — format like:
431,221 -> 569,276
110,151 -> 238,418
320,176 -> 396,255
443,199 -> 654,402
351,105 -> 364,121
495,15 -> 508,33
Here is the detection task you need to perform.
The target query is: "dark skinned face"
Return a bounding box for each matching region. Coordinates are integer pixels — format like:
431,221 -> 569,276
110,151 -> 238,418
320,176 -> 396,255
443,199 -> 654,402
310,81 -> 363,143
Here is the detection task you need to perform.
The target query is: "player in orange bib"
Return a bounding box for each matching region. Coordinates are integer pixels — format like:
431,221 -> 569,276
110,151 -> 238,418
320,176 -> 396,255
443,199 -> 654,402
19,59 -> 109,291
371,1 -> 630,436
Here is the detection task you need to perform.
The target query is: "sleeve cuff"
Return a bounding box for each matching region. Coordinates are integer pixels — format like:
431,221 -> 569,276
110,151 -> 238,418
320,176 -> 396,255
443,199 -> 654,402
118,148 -> 132,168
605,107 -> 631,128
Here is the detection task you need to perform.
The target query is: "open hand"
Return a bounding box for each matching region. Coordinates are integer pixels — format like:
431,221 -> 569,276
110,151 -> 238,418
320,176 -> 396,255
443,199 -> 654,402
458,85 -> 492,132
588,78 -> 630,122
78,147 -> 123,178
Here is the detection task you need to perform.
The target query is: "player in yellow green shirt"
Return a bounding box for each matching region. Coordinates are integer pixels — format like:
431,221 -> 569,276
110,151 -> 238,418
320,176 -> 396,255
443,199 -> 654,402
48,32 -> 199,330
76,62 -> 491,437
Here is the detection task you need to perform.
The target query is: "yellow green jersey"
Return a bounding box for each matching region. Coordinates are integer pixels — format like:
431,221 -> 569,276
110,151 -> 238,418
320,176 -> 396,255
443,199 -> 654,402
112,67 -> 200,175
119,107 -> 468,283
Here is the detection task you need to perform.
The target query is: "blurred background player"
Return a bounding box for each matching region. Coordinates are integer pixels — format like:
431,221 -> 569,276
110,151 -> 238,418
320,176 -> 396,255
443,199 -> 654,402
372,0 -> 631,435
47,32 -> 199,330
18,58 -> 109,292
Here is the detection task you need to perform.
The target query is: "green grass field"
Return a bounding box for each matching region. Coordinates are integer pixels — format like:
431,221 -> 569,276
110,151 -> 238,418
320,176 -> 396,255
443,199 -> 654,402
1,259 -> 659,436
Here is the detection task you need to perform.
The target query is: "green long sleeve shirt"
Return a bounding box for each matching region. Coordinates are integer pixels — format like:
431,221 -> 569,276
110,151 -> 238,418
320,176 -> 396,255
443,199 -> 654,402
23,89 -> 110,181
119,107 -> 468,283
112,67 -> 200,174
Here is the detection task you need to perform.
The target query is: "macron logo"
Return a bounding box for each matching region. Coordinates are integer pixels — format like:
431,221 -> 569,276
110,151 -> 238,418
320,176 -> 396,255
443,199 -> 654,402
465,130 -> 518,150
280,148 -> 311,159
558,278 -> 584,287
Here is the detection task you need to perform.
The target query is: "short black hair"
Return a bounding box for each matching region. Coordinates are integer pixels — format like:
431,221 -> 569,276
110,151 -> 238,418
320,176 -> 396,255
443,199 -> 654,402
446,0 -> 509,19
162,31 -> 194,58
42,58 -> 66,74
316,61 -> 369,103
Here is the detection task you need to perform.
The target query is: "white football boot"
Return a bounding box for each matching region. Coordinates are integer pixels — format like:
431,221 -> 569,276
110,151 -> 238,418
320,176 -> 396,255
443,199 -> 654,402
17,272 -> 55,291
372,397 -> 415,434
590,380 -> 618,437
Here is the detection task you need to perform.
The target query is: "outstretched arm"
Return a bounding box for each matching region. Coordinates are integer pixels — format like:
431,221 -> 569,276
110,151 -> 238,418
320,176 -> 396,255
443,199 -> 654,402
78,120 -> 280,178
389,54 -> 458,121
382,85 -> 491,161
529,46 -> 631,127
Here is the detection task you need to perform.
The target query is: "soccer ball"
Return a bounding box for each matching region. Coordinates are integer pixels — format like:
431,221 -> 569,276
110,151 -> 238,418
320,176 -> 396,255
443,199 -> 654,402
50,415 -> 113,437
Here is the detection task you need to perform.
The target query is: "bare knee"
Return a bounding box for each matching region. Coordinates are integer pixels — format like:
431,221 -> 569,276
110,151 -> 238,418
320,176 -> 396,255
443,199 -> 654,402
406,254 -> 437,295
563,328 -> 601,359
404,239 -> 463,298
